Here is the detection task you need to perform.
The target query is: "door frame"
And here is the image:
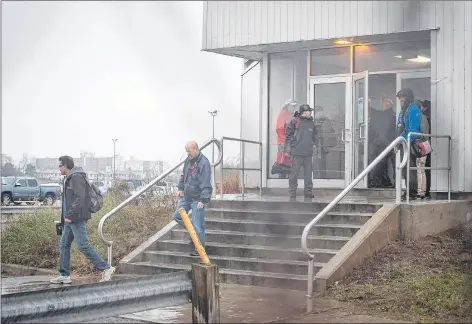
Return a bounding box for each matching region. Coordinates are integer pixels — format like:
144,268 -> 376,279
351,70 -> 369,188
309,75 -> 352,188
396,70 -> 431,115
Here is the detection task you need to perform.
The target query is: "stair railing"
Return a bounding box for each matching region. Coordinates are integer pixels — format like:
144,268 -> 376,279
406,132 -> 452,203
301,136 -> 409,313
98,138 -> 223,266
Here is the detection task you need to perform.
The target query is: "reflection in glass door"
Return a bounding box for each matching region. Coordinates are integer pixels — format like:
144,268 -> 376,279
396,72 -> 431,116
309,77 -> 350,187
352,71 -> 369,188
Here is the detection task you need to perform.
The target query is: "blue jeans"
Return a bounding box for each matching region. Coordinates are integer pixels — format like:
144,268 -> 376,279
59,221 -> 110,276
172,198 -> 206,247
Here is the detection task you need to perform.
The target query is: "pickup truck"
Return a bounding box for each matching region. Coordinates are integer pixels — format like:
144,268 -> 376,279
1,176 -> 61,206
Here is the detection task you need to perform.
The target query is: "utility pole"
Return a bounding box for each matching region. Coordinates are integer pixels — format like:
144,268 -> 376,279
208,110 -> 218,164
112,139 -> 118,184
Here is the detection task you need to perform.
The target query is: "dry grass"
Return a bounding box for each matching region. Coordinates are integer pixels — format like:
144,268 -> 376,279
215,172 -> 241,194
325,222 -> 472,323
1,193 -> 176,275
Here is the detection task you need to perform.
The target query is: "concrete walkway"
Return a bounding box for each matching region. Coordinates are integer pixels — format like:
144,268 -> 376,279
1,275 -> 403,323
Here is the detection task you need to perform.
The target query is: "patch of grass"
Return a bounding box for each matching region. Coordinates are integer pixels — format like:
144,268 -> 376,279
325,223 -> 472,323
216,172 -> 241,194
1,194 -> 175,275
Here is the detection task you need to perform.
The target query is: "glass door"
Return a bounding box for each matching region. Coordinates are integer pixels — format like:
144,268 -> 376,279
309,76 -> 351,188
352,70 -> 369,188
396,71 -> 431,115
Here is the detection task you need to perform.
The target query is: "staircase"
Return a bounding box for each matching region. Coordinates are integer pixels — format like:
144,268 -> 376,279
120,198 -> 384,290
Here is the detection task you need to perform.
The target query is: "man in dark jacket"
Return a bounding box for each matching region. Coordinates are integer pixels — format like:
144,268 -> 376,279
368,98 -> 396,188
421,100 -> 432,199
50,156 -> 115,284
173,141 -> 212,256
285,104 -> 317,200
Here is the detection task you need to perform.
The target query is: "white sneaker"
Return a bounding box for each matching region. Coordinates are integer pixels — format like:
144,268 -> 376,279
50,275 -> 72,284
100,266 -> 116,282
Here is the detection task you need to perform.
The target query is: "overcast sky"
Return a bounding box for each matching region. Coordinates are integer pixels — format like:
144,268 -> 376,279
2,1 -> 242,165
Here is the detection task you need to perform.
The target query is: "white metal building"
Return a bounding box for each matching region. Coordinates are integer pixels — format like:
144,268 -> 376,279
202,1 -> 472,193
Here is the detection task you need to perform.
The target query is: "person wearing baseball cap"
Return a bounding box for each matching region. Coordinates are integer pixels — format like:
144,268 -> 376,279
284,104 -> 317,200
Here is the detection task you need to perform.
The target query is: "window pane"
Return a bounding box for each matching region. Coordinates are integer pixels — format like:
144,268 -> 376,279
310,47 -> 350,76
18,179 -> 27,186
268,51 -> 307,179
27,179 -> 38,187
354,40 -> 431,73
313,83 -> 346,180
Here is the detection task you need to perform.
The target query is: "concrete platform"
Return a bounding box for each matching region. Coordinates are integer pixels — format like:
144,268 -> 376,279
1,275 -> 404,323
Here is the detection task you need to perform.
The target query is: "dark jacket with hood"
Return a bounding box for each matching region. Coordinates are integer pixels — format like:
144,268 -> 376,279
178,153 -> 212,203
62,167 -> 91,223
285,115 -> 317,156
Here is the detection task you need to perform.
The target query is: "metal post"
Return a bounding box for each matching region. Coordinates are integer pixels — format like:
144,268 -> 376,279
112,139 -> 118,184
107,245 -> 112,266
448,136 -> 452,201
241,142 -> 245,199
259,143 -> 263,198
220,139 -> 224,198
212,117 -> 215,164
395,149 -> 402,204
208,110 -> 218,165
406,135 -> 410,204
306,259 -> 314,313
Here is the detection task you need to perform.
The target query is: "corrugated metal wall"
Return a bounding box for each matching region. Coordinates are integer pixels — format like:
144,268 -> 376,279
431,1 -> 472,192
202,1 -> 438,50
203,1 -> 472,192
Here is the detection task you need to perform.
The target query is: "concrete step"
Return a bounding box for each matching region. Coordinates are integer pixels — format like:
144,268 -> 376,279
206,209 -> 373,225
205,218 -> 362,237
120,261 -> 311,290
155,239 -> 338,262
142,251 -> 324,275
170,228 -> 350,250
208,200 -> 382,214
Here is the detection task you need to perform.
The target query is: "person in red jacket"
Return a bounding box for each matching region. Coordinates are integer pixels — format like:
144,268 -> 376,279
275,100 -> 297,178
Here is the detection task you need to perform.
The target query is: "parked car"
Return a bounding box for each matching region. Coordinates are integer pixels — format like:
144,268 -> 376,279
1,176 -> 61,206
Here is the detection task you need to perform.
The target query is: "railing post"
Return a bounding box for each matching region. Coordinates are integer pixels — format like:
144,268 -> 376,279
448,136 -> 452,201
220,140 -> 224,198
395,149 -> 402,204
191,263 -> 220,324
259,143 -> 263,198
406,135 -> 411,204
241,142 -> 245,199
306,259 -> 314,313
107,245 -> 113,266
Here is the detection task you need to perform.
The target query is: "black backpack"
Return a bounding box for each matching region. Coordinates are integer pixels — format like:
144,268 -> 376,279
82,175 -> 104,213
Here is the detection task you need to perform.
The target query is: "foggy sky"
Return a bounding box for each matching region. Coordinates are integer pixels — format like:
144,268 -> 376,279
2,1 -> 242,165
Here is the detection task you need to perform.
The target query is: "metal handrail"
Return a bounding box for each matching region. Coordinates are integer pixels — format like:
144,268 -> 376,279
301,136 -> 409,313
98,138 -> 223,265
406,132 -> 452,203
219,136 -> 263,199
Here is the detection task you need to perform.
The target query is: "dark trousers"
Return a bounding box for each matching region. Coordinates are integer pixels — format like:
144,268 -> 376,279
400,148 -> 418,196
425,153 -> 431,196
289,155 -> 313,197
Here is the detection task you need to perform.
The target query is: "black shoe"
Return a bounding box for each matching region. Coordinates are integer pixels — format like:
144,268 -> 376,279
289,196 -> 296,202
304,193 -> 315,199
425,194 -> 432,200
189,250 -> 199,257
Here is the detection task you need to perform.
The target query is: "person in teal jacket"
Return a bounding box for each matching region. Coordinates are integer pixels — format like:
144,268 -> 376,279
396,88 -> 420,201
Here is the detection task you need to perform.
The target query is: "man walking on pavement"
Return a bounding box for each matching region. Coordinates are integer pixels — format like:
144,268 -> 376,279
285,104 -> 317,200
173,141 -> 212,256
50,156 -> 115,284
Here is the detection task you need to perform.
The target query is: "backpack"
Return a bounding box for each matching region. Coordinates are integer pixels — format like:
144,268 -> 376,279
82,175 -> 104,213
419,111 -> 430,135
